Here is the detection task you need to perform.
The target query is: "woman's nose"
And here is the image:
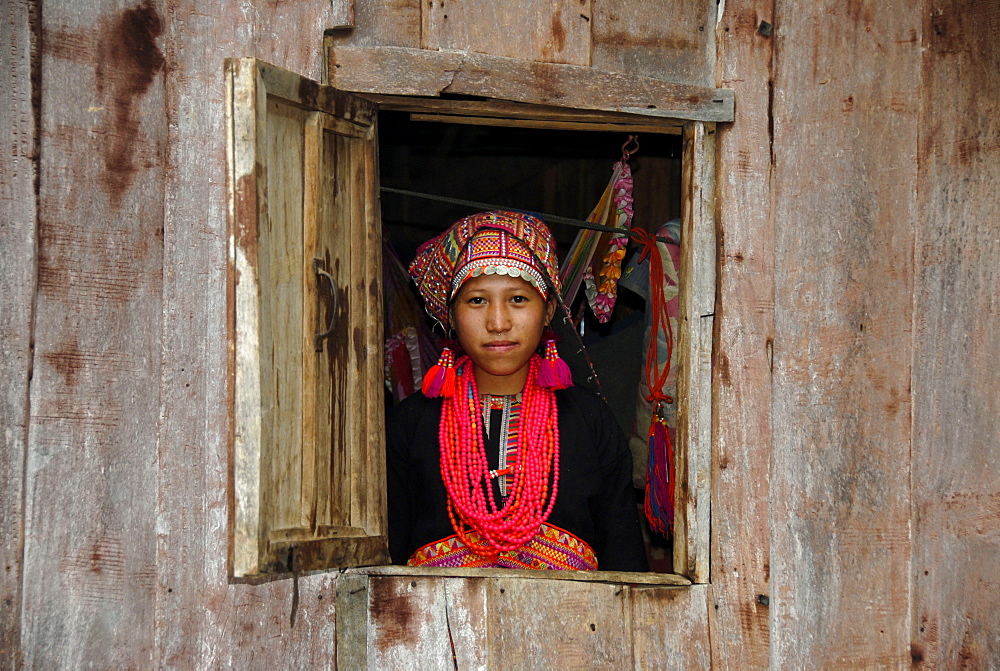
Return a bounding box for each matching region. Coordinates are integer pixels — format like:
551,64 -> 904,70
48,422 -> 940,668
486,304 -> 511,333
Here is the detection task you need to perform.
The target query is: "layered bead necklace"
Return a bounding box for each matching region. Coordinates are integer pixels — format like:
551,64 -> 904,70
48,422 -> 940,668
438,353 -> 560,558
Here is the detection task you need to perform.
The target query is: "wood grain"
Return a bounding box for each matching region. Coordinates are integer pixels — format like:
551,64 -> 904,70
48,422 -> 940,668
155,0 -> 343,666
673,121 -> 715,584
331,0 -> 355,29
768,0 -> 919,665
228,58 -> 388,577
356,573 -> 709,668
328,46 -> 735,122
367,577 -> 453,669
325,0 -> 421,51
591,0 -> 716,87
707,0 -> 774,666
20,0 -> 166,664
366,95 -> 687,129
489,578 -> 631,668
911,0 -> 1000,665
0,2 -> 37,665
631,584 -> 712,668
422,0 -> 592,66
409,112 -> 683,135
354,564 -> 691,586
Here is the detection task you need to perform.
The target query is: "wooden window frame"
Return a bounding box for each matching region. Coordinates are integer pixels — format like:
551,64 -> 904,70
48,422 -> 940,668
226,57 -> 717,586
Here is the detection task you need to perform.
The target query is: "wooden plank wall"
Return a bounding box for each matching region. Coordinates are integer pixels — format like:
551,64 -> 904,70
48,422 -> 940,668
5,0 -> 999,666
357,576 -> 712,668
155,0 -> 342,666
0,2 -> 37,666
708,0 -> 774,666
8,0 -> 346,666
21,0 -> 166,664
591,0 -> 715,86
911,0 -> 1000,664
331,0 -> 716,86
767,0 -> 919,665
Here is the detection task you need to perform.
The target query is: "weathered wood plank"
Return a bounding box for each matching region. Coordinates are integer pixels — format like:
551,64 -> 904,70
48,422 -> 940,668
358,573 -> 709,668
422,0 -> 592,66
768,0 -> 919,665
673,121 -> 715,584
324,0 -> 421,52
410,113 -> 682,135
354,564 -> 692,586
20,0 -> 167,665
253,0 -> 335,81
591,0 -> 716,87
631,584 -> 711,668
367,576 -> 460,669
328,46 -> 735,122
708,0 -> 775,666
336,572 -> 370,669
331,0 -> 355,29
489,578 -> 631,668
0,1 -> 37,665
911,0 -> 1000,665
155,0 -> 342,665
365,95 -> 686,129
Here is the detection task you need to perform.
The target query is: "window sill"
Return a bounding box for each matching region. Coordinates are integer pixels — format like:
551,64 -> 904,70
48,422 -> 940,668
343,564 -> 692,587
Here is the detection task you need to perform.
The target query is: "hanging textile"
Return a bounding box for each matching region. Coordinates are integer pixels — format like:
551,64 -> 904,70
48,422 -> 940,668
558,136 -> 637,322
619,221 -> 681,535
383,237 -> 439,403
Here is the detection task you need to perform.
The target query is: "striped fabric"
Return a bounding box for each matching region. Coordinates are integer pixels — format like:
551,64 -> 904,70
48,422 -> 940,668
408,523 -> 598,571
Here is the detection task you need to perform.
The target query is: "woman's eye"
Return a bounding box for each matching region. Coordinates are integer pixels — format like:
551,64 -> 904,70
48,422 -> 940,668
511,295 -> 529,304
468,296 -> 485,305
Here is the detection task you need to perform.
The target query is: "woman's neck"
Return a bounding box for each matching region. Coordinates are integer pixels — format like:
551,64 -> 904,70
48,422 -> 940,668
472,366 -> 528,396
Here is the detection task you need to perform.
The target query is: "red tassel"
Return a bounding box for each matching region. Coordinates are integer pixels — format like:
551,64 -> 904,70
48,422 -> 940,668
538,340 -> 573,390
421,348 -> 456,398
644,407 -> 675,535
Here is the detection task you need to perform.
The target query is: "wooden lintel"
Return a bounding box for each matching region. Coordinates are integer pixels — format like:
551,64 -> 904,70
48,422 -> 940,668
366,94 -> 687,127
329,46 -> 735,123
409,113 -> 683,135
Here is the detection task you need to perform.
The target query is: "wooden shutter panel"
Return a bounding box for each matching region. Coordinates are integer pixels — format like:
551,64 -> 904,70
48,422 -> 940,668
227,58 -> 387,578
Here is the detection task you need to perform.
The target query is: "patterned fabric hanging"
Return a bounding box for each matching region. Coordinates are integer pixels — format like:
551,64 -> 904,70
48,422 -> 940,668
559,136 -> 638,323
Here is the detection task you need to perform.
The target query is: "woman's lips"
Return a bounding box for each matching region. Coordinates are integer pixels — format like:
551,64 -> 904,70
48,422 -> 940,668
483,341 -> 517,352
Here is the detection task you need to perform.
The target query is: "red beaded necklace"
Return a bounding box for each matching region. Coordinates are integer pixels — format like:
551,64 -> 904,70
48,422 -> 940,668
438,353 -> 560,558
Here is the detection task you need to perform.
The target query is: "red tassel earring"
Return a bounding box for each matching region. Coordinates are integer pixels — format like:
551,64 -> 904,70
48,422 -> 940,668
538,339 -> 573,390
421,347 -> 457,398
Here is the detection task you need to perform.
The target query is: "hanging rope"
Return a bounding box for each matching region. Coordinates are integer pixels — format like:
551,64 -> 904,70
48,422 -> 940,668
630,227 -> 676,535
381,186 -> 673,243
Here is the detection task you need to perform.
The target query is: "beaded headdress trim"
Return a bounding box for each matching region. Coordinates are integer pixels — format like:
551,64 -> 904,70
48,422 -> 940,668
408,210 -> 561,328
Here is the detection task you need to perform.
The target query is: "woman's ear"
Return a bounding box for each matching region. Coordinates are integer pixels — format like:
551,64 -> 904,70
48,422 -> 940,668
544,297 -> 557,326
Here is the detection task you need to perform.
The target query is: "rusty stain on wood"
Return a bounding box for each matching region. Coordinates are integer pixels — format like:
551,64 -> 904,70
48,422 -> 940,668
95,1 -> 165,207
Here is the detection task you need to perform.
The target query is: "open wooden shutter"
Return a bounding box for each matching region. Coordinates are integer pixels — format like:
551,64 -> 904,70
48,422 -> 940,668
226,58 -> 387,578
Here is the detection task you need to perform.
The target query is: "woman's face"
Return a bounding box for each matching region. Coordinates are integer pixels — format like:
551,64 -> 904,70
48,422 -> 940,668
451,273 -> 556,395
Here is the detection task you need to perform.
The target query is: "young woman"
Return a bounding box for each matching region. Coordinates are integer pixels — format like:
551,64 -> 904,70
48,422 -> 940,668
387,210 -> 647,572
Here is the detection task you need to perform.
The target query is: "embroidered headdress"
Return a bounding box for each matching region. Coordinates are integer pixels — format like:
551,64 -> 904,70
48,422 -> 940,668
408,210 -> 561,328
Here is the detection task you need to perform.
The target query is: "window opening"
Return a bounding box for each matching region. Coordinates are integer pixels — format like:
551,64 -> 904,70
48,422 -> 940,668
227,59 -> 713,583
378,111 -> 683,573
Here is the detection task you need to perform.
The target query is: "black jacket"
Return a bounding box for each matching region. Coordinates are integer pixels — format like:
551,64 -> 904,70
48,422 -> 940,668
386,386 -> 648,572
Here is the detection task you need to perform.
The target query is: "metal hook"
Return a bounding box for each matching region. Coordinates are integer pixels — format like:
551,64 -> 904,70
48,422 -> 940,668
621,134 -> 640,161
314,259 -> 339,352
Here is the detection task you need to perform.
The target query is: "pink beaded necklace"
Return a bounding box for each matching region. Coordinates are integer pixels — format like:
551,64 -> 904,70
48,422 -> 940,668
438,353 -> 560,558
